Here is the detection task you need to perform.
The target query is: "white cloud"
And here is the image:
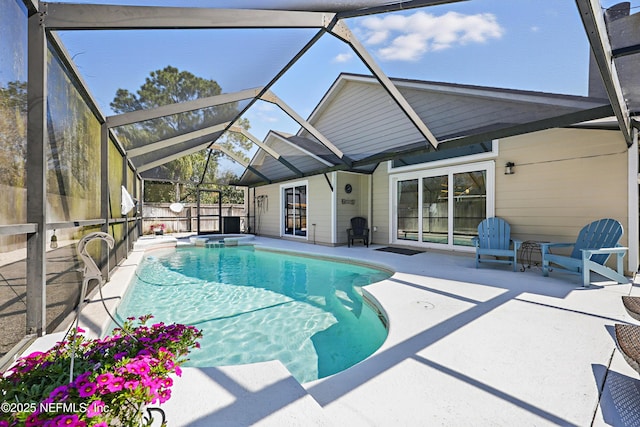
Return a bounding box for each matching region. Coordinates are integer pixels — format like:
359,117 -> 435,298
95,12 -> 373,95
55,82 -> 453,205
249,102 -> 279,124
531,26 -> 540,32
256,103 -> 276,112
332,52 -> 354,63
358,11 -> 504,61
260,115 -> 279,123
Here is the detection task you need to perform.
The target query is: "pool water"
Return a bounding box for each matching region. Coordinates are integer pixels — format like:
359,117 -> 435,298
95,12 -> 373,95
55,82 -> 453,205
114,246 -> 392,383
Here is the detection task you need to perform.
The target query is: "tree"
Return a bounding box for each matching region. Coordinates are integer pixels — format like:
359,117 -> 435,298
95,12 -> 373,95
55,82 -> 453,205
110,66 -> 250,202
0,81 -> 27,188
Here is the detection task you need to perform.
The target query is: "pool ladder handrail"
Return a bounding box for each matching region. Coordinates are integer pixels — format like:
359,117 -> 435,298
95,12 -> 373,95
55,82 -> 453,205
69,232 -> 115,382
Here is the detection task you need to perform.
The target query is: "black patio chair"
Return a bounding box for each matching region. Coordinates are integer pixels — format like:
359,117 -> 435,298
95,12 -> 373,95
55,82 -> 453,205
347,217 -> 369,247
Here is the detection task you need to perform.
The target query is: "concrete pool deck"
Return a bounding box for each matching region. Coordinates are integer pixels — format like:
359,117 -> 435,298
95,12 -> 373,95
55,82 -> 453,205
20,235 -> 640,426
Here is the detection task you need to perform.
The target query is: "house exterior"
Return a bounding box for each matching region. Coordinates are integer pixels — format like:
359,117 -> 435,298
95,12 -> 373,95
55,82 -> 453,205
239,73 -> 638,275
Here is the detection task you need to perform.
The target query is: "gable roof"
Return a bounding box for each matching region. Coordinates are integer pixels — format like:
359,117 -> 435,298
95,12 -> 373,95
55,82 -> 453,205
238,73 -> 612,186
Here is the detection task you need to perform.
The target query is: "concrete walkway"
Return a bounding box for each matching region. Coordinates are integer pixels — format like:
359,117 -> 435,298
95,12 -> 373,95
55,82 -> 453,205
20,235 -> 640,426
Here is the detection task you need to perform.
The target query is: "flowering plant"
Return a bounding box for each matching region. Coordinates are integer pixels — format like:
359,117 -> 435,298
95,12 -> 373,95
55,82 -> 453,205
0,315 -> 202,427
150,224 -> 166,231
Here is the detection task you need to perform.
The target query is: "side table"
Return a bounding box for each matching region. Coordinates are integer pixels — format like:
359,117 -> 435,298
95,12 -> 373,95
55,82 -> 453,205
519,240 -> 549,272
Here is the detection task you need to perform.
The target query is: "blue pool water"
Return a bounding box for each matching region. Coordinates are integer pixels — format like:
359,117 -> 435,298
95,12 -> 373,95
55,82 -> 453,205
114,246 -> 392,383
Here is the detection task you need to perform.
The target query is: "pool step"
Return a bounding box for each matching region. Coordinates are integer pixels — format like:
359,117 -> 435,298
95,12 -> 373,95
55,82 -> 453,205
160,363 -> 333,426
205,241 -> 225,248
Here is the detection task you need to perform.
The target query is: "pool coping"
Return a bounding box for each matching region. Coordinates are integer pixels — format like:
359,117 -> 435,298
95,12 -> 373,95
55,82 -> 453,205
16,235 -> 640,426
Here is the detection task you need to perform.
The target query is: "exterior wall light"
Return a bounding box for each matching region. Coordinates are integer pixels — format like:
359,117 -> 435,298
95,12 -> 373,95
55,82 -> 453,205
505,162 -> 515,175
50,229 -> 58,249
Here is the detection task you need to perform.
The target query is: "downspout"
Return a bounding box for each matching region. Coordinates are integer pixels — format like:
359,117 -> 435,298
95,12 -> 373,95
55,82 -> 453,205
252,187 -> 256,235
246,187 -> 250,234
368,173 -> 373,245
629,126 -> 639,274
331,172 -> 337,245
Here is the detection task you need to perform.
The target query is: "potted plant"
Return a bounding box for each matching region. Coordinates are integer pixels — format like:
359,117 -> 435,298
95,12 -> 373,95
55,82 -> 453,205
150,224 -> 165,236
0,315 -> 202,427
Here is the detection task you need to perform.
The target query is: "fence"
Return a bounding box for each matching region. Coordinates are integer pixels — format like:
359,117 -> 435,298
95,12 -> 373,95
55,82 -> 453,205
142,203 -> 247,234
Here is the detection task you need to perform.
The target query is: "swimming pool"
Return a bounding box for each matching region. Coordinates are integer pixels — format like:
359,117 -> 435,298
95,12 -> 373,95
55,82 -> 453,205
114,245 -> 392,383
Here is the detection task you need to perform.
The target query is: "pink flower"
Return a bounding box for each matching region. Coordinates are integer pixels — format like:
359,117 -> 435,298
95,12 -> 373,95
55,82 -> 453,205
86,400 -> 105,418
138,314 -> 153,323
54,414 -> 85,426
124,379 -> 139,391
136,349 -> 152,357
95,373 -> 113,388
73,372 -> 91,386
142,377 -> 160,391
124,362 -> 138,374
0,317 -> 201,427
49,384 -> 69,401
158,388 -> 172,404
25,351 -> 45,359
105,376 -> 124,393
126,360 -> 150,375
24,413 -> 41,427
78,381 -> 97,398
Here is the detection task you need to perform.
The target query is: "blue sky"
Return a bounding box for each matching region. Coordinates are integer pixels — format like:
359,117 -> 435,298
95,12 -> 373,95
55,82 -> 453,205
60,1 -> 590,135
53,0 -> 637,173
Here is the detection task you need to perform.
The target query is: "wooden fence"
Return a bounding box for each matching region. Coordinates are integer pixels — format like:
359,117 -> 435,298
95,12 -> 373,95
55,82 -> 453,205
142,203 -> 246,234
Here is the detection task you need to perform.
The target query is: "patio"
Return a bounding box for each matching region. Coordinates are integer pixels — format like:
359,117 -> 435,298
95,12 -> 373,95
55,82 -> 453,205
3,1 -> 640,425
24,235 -> 640,426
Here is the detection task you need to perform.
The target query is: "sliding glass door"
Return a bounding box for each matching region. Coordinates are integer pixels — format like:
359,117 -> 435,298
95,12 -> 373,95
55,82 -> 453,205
393,163 -> 491,248
397,179 -> 418,241
283,184 -> 307,237
452,170 -> 486,246
422,175 -> 448,244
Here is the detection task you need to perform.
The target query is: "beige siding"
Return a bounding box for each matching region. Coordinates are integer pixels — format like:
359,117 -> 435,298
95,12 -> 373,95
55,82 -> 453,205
308,175 -> 333,244
371,163 -> 391,245
367,128 -> 629,255
311,81 -> 423,159
253,128 -> 630,258
496,128 -> 629,249
251,175 -> 335,245
252,185 -> 281,238
336,172 -> 370,244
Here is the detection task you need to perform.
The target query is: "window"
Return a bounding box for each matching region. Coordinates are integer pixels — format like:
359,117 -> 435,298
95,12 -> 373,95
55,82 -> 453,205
391,162 -> 493,249
397,179 -> 418,241
452,170 -> 487,246
282,183 -> 307,237
392,141 -> 494,168
422,175 -> 448,244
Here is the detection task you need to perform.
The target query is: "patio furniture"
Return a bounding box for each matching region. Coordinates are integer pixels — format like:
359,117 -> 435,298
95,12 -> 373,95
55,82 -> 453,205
615,323 -> 640,374
472,217 -> 521,272
519,240 -> 549,271
622,296 -> 640,322
348,217 -> 369,247
540,218 -> 628,287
